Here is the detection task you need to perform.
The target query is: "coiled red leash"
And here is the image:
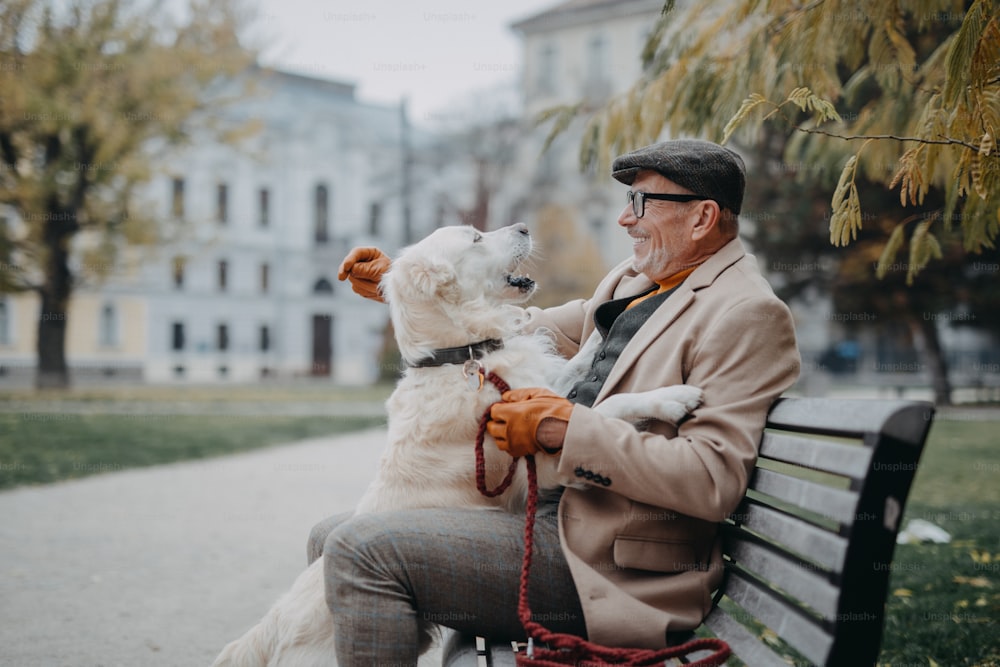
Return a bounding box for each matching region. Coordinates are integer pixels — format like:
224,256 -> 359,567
475,372 -> 731,666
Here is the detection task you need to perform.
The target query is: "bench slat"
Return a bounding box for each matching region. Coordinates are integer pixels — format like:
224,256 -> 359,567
766,397 -> 933,443
726,538 -> 840,620
723,571 -> 833,666
733,500 -> 849,573
760,431 -> 873,479
702,606 -> 789,667
750,468 -> 859,525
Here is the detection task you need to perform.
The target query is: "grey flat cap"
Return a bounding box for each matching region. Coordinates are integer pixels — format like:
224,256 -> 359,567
612,139 -> 746,215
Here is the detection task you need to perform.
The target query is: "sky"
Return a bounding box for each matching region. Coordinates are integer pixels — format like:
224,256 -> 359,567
251,0 -> 558,127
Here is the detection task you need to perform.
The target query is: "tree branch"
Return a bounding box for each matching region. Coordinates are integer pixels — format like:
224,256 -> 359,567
796,126 -> 984,152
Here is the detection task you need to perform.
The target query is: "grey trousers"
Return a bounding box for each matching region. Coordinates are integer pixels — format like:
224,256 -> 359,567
307,505 -> 587,666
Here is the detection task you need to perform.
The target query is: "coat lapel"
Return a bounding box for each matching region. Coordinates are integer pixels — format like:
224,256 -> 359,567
593,238 -> 748,404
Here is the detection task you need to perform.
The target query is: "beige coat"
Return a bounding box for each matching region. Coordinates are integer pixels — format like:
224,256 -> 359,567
521,237 -> 801,648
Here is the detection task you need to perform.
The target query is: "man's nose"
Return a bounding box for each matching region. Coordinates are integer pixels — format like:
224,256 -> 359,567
617,204 -> 636,227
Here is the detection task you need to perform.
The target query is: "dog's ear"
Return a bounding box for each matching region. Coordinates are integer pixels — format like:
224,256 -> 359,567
391,254 -> 460,302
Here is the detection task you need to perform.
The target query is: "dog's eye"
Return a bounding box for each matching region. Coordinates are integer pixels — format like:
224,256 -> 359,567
472,232 -> 483,243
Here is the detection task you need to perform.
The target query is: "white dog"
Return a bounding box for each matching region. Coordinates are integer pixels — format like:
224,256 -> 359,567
211,223 -> 702,666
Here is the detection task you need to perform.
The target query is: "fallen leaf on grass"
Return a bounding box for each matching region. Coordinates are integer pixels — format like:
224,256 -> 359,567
969,549 -> 993,564
894,588 -> 913,597
953,576 -> 992,588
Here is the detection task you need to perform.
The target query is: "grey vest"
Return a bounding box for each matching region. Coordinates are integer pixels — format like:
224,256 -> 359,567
567,286 -> 679,407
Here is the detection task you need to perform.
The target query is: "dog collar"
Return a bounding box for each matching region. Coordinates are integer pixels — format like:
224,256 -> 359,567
409,339 -> 505,368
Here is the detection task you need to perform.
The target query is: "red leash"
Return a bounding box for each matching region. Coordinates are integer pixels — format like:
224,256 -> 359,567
475,372 -> 731,666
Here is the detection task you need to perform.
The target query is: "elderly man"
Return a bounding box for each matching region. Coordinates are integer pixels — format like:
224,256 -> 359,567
316,138 -> 800,665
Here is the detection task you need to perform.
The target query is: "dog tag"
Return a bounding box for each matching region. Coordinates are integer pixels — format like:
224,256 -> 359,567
463,359 -> 485,392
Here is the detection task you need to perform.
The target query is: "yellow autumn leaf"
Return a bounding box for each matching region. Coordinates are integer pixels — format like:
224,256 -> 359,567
956,599 -> 970,608
759,628 -> 780,647
969,549 -> 994,564
929,658 -> 940,667
953,576 -> 991,588
975,597 -> 988,607
894,588 -> 913,597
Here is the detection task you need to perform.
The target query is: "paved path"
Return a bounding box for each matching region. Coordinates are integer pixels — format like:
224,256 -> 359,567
0,427 -> 442,666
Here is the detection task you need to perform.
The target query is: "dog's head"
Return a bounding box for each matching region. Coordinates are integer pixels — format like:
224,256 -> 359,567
383,224 -> 536,365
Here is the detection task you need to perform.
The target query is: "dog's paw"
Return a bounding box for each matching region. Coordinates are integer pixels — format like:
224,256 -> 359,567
594,385 -> 703,426
661,384 -> 704,412
655,400 -> 691,424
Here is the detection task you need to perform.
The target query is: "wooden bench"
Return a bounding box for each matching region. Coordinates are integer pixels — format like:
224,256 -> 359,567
442,396 -> 936,666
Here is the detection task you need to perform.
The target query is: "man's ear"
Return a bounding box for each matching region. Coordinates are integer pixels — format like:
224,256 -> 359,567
690,200 -> 721,241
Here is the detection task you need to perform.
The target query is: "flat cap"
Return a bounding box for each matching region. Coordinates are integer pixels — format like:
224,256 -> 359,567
612,139 -> 746,215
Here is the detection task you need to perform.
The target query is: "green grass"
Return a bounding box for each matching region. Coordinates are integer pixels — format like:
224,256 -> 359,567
0,411 -> 387,489
881,503 -> 1000,667
0,381 -> 394,489
0,381 -> 396,404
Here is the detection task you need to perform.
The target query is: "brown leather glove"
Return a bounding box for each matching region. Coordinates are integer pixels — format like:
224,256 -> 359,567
337,247 -> 391,302
487,388 -> 574,458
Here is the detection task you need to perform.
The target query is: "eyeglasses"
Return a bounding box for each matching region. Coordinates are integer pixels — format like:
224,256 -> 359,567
626,190 -> 710,218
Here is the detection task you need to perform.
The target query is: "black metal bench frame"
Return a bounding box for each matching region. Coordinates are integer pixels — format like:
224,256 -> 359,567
443,396 -> 936,666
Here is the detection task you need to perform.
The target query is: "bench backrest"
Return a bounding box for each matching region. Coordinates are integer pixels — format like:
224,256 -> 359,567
701,397 -> 935,666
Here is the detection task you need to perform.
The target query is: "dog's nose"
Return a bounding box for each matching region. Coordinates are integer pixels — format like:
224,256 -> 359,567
511,222 -> 529,236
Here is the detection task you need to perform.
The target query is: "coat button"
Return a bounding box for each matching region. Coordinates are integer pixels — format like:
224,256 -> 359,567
598,351 -> 606,360
593,474 -> 605,485
568,389 -> 578,399
601,477 -> 612,486
584,471 -> 594,480
574,467 -> 585,477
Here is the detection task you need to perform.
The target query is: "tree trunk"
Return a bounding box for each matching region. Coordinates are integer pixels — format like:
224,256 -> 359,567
35,219 -> 73,390
909,313 -> 953,406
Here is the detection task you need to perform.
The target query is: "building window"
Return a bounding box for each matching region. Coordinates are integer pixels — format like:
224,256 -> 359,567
587,31 -> 609,84
315,184 -> 329,244
0,299 -> 9,345
536,42 -> 557,94
99,303 -> 117,347
217,323 -> 229,351
171,177 -> 185,218
260,263 -> 270,293
172,322 -> 185,351
259,187 -> 270,227
172,256 -> 186,290
218,260 -> 228,291
369,202 -> 381,236
259,324 -> 270,352
217,182 -> 228,224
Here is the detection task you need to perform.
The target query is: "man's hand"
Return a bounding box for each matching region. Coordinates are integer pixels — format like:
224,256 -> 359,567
337,247 -> 391,303
487,388 -> 574,458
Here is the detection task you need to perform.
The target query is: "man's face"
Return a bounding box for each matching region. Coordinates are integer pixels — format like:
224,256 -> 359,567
617,170 -> 700,282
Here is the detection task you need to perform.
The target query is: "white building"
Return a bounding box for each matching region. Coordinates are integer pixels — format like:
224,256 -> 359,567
140,68 -> 415,384
0,68 -> 410,386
